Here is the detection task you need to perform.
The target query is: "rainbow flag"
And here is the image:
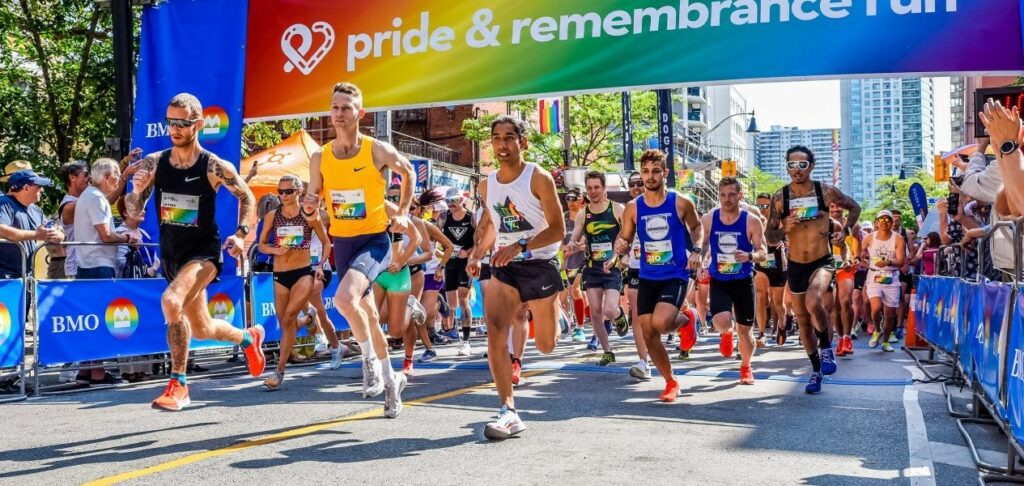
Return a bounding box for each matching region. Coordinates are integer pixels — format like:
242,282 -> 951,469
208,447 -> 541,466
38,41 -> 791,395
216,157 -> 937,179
677,169 -> 696,187
538,98 -> 561,134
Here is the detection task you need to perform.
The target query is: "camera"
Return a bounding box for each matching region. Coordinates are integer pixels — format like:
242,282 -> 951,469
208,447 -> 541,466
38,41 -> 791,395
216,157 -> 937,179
947,193 -> 959,216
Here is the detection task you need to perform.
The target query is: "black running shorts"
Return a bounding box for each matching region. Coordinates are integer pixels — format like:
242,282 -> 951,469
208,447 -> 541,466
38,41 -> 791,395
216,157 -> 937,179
636,277 -> 687,316
492,258 -> 564,302
710,276 -> 756,326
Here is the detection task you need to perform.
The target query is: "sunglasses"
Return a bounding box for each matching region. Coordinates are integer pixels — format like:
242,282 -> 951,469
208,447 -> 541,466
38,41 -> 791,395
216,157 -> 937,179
165,117 -> 202,128
277,188 -> 299,195
758,204 -> 770,209
629,181 -> 644,188
446,197 -> 461,205
786,160 -> 811,170
386,195 -> 401,202
565,195 -> 579,201
876,217 -> 893,223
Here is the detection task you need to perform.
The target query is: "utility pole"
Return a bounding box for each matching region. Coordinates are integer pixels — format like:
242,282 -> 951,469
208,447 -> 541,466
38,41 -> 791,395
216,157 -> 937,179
111,0 -> 134,159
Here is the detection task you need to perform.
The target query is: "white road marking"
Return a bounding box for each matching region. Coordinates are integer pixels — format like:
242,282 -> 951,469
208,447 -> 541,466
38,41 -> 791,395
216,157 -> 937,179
904,366 -> 937,486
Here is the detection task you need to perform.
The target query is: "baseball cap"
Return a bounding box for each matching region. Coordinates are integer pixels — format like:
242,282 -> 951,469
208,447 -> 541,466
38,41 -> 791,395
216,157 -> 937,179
7,170 -> 53,189
1,160 -> 32,183
565,186 -> 582,198
444,187 -> 464,201
875,210 -> 893,220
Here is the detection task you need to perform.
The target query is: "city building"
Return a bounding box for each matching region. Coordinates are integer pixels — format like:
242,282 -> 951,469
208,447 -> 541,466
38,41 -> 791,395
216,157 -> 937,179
755,126 -> 838,183
839,77 -> 935,203
706,85 -> 754,172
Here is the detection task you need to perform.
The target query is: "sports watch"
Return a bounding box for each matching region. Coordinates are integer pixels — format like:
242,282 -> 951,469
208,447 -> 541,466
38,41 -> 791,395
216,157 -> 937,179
1000,140 -> 1020,156
517,238 -> 529,253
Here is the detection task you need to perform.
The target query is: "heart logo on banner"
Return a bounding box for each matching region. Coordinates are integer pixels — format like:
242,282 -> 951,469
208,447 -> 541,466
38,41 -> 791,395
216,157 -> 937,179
281,21 -> 335,75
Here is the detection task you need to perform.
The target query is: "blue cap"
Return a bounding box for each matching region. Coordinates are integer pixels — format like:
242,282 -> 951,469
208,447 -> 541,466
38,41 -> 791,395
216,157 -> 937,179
7,170 -> 53,189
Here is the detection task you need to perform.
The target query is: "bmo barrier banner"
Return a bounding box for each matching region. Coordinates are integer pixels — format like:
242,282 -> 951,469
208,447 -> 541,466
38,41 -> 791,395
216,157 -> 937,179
132,0 -> 247,275
0,279 -> 25,368
244,0 -> 1024,117
1006,291 -> 1024,445
36,278 -> 245,366
251,273 -> 349,343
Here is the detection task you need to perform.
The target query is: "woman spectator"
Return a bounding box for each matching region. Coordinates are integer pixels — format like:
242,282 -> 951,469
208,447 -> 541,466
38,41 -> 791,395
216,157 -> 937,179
913,232 -> 942,277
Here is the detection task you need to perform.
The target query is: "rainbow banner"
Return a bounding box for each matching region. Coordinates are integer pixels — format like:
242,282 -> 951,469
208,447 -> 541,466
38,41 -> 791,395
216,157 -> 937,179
0,279 -> 25,369
241,0 -> 1024,117
677,169 -> 696,187
538,98 -> 561,134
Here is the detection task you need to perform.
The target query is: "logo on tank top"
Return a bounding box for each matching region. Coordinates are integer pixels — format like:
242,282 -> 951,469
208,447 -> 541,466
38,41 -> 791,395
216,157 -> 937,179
449,227 -> 468,241
586,221 -> 616,235
642,214 -> 670,241
494,197 -> 534,233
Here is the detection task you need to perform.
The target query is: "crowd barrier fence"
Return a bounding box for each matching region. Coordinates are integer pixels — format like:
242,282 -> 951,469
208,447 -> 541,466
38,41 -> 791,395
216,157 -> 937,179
0,240 -> 29,402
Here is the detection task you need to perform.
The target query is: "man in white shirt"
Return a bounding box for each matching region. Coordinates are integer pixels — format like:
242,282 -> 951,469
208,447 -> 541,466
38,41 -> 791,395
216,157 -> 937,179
74,159 -> 140,279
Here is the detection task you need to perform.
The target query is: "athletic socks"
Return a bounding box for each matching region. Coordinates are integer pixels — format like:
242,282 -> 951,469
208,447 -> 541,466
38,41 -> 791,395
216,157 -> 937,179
239,330 -> 253,349
462,326 -> 471,342
809,352 -> 822,372
381,355 -> 396,386
816,330 -> 831,349
170,372 -> 188,386
359,339 -> 373,359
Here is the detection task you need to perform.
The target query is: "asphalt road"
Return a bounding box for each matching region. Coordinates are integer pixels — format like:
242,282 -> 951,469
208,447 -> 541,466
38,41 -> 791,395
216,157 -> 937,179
0,332 -> 1003,485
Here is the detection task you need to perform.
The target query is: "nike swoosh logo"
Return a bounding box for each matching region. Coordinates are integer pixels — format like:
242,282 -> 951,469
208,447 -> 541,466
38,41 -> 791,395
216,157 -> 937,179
185,176 -> 200,182
354,166 -> 367,172
542,285 -> 553,291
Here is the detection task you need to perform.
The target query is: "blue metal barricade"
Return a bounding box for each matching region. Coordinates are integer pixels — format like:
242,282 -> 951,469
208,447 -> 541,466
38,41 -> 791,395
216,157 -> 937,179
0,239 -> 29,402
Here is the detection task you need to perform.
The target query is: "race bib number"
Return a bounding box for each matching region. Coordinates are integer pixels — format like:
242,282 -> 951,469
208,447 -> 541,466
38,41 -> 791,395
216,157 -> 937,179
590,242 -> 613,262
160,193 -> 199,227
452,244 -> 463,254
717,253 -> 741,274
759,253 -> 777,269
644,240 -> 673,265
276,225 -> 304,248
631,239 -> 641,260
330,189 -> 366,220
873,271 -> 895,285
789,196 -> 820,221
498,233 -> 531,261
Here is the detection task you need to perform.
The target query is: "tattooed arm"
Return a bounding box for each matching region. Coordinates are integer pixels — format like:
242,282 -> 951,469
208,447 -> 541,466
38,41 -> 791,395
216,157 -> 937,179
765,189 -> 787,246
824,184 -> 861,233
124,153 -> 159,219
207,155 -> 255,257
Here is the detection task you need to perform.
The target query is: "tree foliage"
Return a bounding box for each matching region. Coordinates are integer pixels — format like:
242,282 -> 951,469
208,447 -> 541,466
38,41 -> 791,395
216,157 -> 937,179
862,172 -> 949,232
462,92 -> 660,170
0,1 -> 125,213
740,166 -> 787,202
241,119 -> 304,158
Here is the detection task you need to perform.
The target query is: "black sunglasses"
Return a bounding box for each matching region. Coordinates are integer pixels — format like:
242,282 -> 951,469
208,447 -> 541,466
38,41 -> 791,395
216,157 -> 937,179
629,181 -> 644,188
165,117 -> 202,128
386,195 -> 400,202
278,188 -> 299,195
565,195 -> 579,201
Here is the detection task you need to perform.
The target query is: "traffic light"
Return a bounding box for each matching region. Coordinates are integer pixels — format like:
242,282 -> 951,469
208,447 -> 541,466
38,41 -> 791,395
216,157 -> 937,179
721,159 -> 737,178
933,154 -> 949,182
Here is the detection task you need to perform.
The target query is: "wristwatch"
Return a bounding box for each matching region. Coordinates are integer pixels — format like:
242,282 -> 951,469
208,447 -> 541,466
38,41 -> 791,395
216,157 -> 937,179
517,238 -> 529,253
236,225 -> 250,236
691,247 -> 703,255
1000,140 -> 1020,156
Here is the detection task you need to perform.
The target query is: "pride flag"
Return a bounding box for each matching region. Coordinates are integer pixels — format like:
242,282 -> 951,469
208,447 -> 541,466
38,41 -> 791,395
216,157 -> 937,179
538,98 -> 561,134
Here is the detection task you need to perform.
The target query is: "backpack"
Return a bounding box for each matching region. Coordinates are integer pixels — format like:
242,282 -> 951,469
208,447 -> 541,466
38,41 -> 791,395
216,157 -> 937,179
121,247 -> 151,279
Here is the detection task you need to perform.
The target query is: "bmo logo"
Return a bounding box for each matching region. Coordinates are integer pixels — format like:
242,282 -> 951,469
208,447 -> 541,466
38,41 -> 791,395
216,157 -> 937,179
51,314 -> 100,333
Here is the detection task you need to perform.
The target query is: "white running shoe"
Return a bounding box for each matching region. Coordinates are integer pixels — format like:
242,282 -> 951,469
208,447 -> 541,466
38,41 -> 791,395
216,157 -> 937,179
330,346 -> 344,370
362,356 -> 384,398
313,333 -> 330,355
457,341 -> 472,357
58,369 -> 79,384
383,372 -> 408,418
629,361 -> 652,381
484,406 -> 527,440
264,370 -> 284,390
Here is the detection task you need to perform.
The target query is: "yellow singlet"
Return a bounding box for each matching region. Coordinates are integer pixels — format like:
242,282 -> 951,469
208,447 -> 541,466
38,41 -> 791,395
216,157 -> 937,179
320,136 -> 388,237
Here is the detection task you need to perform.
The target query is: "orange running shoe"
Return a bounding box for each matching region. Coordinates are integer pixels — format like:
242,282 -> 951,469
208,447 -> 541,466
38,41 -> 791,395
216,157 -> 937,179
511,360 -> 522,386
152,379 -> 190,411
243,325 -> 266,377
740,366 -> 755,385
402,358 -> 413,376
678,308 -> 697,352
660,380 -> 680,402
835,337 -> 847,356
844,336 -> 855,356
719,332 -> 734,358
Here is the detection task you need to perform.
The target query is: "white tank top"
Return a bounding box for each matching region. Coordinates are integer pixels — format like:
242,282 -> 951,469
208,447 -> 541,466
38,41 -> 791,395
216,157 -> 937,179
309,233 -> 332,270
629,235 -> 641,270
867,232 -> 899,286
485,163 -> 559,261
60,194 -> 78,276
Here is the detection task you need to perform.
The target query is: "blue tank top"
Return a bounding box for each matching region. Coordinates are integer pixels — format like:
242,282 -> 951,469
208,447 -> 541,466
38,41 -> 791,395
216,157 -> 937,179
708,209 -> 754,281
637,191 -> 690,281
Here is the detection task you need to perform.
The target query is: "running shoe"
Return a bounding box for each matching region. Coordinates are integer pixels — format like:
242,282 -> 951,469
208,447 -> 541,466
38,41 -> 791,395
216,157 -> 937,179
665,333 -> 675,345
58,368 -> 79,384
888,333 -> 899,343
314,333 -> 330,355
629,361 -> 652,381
836,338 -> 848,357
677,350 -> 690,360
152,379 -> 190,411
881,342 -> 895,353
719,332 -> 734,358
756,335 -> 767,349
660,380 -> 680,402
598,351 -> 616,366
604,320 -> 612,335
896,327 -> 905,340
418,349 -> 438,363
820,347 -> 837,375
362,356 -> 384,398
484,406 -> 527,440
559,313 -> 571,336
457,341 -> 472,357
383,372 -> 407,419
613,308 -> 630,337
330,346 -> 344,370
264,370 -> 284,390
243,325 -> 266,377
776,326 -> 788,346
868,331 -> 881,349
739,366 -> 755,385
407,296 -> 426,326
844,336 -> 855,355
586,336 -> 599,351
511,360 -> 522,386
476,326 -> 488,336
867,324 -> 875,334
445,329 -> 460,341
678,308 -> 697,352
402,358 -> 413,376
431,334 -> 450,345
805,372 -> 823,394
850,329 -> 858,340
571,328 -> 586,342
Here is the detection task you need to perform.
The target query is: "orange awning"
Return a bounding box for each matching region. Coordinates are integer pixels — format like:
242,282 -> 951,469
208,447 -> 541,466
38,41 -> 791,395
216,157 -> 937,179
241,129 -> 320,189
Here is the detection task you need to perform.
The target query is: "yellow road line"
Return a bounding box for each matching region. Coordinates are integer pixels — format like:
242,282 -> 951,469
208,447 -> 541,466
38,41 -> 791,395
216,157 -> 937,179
83,370 -> 548,486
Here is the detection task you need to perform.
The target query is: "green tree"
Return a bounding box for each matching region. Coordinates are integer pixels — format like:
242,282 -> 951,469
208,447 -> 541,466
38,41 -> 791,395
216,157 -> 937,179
462,91 -> 661,170
241,119 -> 304,158
864,172 -> 949,232
740,166 -> 787,202
0,1 -> 124,213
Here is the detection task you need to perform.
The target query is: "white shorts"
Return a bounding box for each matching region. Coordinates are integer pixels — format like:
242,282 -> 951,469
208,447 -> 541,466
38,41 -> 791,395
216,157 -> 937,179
866,282 -> 901,308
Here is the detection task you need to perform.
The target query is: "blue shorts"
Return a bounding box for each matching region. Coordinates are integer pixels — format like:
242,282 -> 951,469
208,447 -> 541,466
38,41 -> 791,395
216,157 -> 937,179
333,232 -> 392,295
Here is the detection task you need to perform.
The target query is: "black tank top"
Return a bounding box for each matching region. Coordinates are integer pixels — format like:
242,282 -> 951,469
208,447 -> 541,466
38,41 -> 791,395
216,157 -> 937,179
442,210 -> 474,258
154,149 -> 219,252
584,202 -> 620,267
